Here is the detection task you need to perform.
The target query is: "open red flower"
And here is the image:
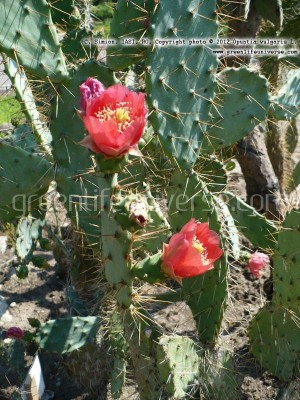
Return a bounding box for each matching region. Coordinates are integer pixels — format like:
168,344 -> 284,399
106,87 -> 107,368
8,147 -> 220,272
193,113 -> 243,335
79,78 -> 147,157
162,218 -> 223,281
247,251 -> 270,278
6,327 -> 24,340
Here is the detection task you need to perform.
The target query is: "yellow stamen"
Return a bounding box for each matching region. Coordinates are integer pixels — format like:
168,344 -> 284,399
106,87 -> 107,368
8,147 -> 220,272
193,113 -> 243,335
95,103 -> 132,133
193,240 -> 204,254
115,108 -> 130,123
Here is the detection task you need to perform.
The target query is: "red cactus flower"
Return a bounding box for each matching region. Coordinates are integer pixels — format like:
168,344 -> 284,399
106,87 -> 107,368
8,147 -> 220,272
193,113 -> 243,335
247,251 -> 270,277
162,218 -> 223,281
6,327 -> 24,340
79,78 -> 147,157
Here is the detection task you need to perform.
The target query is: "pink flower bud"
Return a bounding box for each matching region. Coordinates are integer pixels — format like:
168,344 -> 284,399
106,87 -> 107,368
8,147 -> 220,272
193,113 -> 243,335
80,78 -> 105,114
247,251 -> 270,277
6,327 -> 24,340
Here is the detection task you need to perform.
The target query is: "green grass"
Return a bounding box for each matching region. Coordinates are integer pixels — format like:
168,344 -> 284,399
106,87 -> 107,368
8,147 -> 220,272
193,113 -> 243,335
91,2 -> 114,20
91,2 -> 112,37
0,96 -> 25,126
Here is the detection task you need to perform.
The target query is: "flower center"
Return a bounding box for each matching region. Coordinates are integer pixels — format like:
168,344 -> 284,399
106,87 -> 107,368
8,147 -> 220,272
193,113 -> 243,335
95,103 -> 133,133
193,237 -> 210,265
193,238 -> 204,253
115,108 -> 130,123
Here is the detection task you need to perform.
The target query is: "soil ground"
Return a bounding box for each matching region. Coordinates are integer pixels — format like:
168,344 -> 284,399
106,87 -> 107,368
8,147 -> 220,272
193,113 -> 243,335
0,240 -> 288,400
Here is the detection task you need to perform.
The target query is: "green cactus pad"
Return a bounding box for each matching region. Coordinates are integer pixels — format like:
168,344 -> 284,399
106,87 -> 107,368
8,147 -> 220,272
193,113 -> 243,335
182,259 -> 227,344
98,175 -> 133,291
146,0 -> 218,169
36,316 -> 100,353
109,312 -> 128,399
199,348 -> 237,399
49,0 -> 75,28
167,170 -> 219,232
0,0 -> 68,82
221,191 -> 278,250
292,161 -> 300,188
8,124 -> 37,153
132,252 -> 165,284
123,310 -> 162,399
249,304 -> 300,380
272,209 -> 300,307
270,69 -> 300,120
249,209 -> 300,380
107,0 -> 154,71
16,216 -> 44,262
203,67 -> 270,151
156,334 -> 201,399
0,143 -> 52,208
213,195 -> 240,261
195,155 -> 227,193
254,0 -> 283,30
62,28 -> 100,62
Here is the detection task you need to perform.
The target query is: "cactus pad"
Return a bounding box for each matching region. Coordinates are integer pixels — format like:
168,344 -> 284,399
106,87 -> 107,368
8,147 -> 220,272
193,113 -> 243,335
270,69 -> 300,120
203,67 -> 270,151
249,209 -> 300,380
107,0 -> 154,70
16,216 -> 44,262
146,0 -> 218,169
156,334 -> 201,399
0,143 -> 52,209
36,316 -> 100,353
221,191 -> 278,250
0,0 -> 68,82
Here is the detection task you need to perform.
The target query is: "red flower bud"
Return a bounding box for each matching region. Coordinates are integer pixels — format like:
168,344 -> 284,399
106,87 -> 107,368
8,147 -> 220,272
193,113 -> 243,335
79,79 -> 147,158
247,251 -> 270,277
6,327 -> 24,340
162,218 -> 223,281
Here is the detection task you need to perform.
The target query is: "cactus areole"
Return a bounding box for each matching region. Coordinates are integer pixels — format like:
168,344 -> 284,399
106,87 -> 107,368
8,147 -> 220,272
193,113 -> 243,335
162,218 -> 223,281
79,78 -> 147,157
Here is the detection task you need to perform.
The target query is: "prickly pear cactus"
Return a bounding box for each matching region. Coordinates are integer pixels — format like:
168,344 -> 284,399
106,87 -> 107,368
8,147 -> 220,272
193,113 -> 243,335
36,316 -> 100,353
107,0 -> 154,71
199,348 -> 237,400
0,0 -> 68,82
249,209 -> 300,380
16,216 -> 44,263
2,0 -> 300,397
0,143 -> 52,214
156,334 -> 201,399
203,67 -> 270,151
146,0 -> 218,169
270,69 -> 300,120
